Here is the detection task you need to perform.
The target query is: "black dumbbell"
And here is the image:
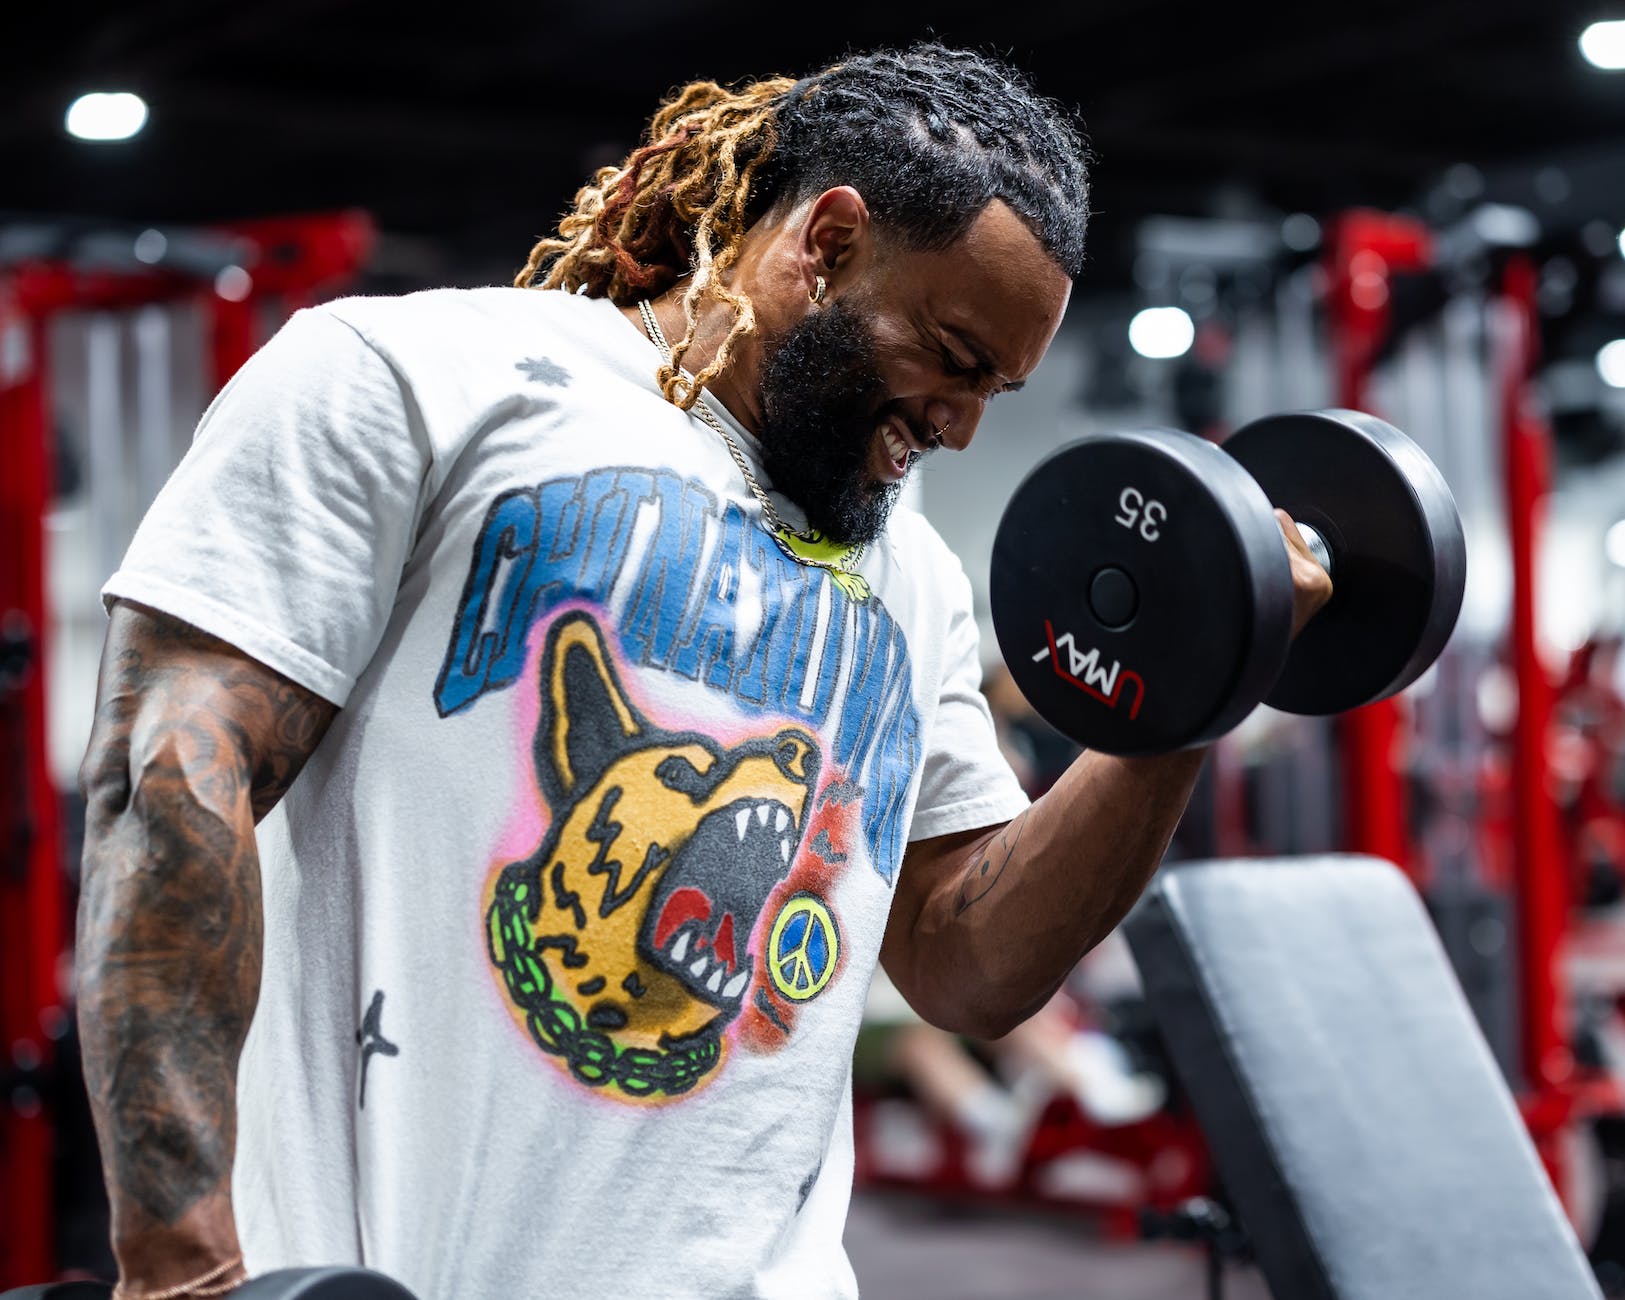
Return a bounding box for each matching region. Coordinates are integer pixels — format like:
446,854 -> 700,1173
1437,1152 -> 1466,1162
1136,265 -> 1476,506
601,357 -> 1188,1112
0,1267 -> 418,1300
989,408 -> 1467,756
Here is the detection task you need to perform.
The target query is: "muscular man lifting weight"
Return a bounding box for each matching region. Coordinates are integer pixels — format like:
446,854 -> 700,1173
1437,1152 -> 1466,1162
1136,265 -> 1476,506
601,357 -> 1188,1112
76,41 -> 1330,1300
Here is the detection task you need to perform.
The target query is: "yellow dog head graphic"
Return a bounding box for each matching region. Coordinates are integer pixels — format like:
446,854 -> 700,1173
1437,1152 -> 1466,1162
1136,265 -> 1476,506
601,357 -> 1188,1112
488,611 -> 821,1098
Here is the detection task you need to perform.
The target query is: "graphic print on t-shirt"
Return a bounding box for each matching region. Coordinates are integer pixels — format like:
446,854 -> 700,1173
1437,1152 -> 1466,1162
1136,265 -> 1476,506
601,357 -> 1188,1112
435,468 -> 921,879
488,610 -> 840,1098
437,469 -> 921,1101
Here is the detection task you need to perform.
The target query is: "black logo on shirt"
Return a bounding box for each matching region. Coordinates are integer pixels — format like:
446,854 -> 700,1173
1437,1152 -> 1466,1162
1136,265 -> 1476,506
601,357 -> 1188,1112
356,988 -> 400,1109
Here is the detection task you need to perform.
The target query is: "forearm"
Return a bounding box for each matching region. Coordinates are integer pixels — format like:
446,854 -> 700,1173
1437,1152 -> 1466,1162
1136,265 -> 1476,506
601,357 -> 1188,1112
77,758 -> 262,1280
69,603 -> 336,1289
898,746 -> 1206,1037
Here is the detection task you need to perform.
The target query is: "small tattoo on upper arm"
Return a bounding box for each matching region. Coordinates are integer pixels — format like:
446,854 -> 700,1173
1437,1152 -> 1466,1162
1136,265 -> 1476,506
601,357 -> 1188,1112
954,811 -> 1030,915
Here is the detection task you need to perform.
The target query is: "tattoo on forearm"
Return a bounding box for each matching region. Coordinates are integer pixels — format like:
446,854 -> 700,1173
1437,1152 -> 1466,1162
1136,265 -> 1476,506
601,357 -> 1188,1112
76,607 -> 335,1232
251,679 -> 331,821
954,811 -> 1030,915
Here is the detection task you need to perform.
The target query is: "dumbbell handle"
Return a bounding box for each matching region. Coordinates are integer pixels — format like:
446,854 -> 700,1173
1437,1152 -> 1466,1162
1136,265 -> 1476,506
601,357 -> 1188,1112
1295,521 -> 1333,580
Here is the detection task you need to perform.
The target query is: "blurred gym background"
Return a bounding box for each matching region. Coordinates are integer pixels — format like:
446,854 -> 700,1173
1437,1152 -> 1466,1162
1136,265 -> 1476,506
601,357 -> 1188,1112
4,4 -> 1625,1297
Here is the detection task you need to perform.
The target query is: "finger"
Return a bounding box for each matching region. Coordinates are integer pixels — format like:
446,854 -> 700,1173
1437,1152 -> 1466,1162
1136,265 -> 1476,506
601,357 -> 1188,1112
1274,507 -> 1310,555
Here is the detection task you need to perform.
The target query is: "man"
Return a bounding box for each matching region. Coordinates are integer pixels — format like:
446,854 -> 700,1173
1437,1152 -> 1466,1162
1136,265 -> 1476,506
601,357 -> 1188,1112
77,41 -> 1330,1300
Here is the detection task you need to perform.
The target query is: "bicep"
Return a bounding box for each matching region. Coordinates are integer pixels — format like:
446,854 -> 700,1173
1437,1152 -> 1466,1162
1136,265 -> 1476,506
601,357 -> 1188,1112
83,599 -> 338,826
880,823 -> 1004,1000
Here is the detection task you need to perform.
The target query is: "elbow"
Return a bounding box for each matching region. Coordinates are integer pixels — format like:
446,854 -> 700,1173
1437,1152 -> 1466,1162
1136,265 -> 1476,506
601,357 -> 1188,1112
952,998 -> 1048,1044
77,734 -> 133,839
907,972 -> 1048,1043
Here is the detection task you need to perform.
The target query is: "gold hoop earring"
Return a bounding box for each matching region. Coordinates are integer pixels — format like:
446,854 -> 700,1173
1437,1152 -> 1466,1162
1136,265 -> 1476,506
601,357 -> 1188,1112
809,275 -> 827,305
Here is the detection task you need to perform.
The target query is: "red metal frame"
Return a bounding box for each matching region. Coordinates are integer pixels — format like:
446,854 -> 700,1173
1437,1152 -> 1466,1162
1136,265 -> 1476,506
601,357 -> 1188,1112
0,299 -> 59,1289
1318,220 -> 1616,1212
0,210 -> 373,1288
1320,209 -> 1434,880
1495,253 -> 1620,1204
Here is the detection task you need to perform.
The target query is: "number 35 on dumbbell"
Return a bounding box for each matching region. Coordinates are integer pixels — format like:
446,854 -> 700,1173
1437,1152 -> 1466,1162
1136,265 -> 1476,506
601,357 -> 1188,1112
990,409 -> 1468,756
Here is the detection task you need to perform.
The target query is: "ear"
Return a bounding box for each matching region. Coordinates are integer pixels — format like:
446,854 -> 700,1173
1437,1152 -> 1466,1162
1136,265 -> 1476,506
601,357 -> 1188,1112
798,186 -> 871,297
535,612 -> 647,809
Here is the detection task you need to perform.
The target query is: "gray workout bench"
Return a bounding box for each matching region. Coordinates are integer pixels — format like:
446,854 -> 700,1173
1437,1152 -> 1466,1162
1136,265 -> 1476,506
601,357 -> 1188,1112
1123,854 -> 1602,1300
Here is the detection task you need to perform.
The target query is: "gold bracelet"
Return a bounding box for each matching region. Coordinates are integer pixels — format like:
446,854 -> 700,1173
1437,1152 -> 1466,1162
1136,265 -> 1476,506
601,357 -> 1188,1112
112,1255 -> 247,1300
189,1270 -> 249,1298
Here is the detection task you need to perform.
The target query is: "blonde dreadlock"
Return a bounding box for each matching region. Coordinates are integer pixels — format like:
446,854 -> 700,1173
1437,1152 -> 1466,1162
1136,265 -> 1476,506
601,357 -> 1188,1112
514,44 -> 1092,416
514,75 -> 799,410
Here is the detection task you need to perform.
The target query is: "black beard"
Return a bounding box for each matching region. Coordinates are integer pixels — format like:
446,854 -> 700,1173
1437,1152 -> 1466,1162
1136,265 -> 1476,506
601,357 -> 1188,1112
756,300 -> 902,547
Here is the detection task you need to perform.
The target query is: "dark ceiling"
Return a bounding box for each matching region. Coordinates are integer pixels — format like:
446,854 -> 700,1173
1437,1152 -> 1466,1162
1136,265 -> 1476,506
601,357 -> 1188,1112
6,0 -> 1625,296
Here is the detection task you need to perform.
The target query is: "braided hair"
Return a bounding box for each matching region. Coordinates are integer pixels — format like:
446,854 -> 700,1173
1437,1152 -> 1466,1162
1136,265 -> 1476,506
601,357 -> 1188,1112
515,42 -> 1091,409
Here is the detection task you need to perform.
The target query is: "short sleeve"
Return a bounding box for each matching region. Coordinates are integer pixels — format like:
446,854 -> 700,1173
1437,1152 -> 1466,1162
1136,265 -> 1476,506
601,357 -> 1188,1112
906,557 -> 1032,841
101,305 -> 429,706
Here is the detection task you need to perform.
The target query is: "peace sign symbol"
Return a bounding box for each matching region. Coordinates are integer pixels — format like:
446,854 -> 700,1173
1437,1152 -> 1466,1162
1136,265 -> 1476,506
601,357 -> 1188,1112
767,893 -> 840,1002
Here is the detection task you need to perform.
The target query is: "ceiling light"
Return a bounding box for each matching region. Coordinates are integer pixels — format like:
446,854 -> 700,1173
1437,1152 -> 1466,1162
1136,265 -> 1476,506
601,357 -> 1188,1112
133,230 -> 166,264
1598,340 -> 1625,388
1580,20 -> 1625,69
214,266 -> 253,302
1129,307 -> 1194,360
65,92 -> 148,142
1280,213 -> 1320,252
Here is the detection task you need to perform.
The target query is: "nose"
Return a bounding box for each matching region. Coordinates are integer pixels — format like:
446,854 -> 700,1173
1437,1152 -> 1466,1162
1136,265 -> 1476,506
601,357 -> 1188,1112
925,399 -> 979,452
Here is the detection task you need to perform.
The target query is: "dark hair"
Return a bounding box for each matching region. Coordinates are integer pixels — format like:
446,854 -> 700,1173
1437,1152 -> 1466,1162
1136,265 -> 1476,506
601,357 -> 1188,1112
756,44 -> 1090,275
516,41 -> 1091,407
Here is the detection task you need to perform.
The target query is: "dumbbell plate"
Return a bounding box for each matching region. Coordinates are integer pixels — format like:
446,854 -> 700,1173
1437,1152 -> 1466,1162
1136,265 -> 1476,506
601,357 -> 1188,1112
233,1268 -> 418,1298
0,1269 -> 416,1300
1222,409 -> 1466,714
991,427 -> 1295,755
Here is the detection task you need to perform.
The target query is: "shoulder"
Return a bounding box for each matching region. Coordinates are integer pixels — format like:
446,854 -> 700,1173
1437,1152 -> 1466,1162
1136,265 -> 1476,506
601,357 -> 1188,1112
862,501 -> 980,633
290,287 -> 647,401
314,284 -> 616,349
883,503 -> 972,586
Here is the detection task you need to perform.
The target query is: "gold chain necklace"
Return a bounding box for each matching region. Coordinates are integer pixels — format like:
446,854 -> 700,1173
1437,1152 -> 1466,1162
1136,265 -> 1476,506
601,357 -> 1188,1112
636,298 -> 866,579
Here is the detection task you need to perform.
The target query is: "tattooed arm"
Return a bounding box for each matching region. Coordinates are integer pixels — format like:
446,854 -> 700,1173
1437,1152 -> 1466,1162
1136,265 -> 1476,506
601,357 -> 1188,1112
76,599 -> 337,1292
880,749 -> 1206,1039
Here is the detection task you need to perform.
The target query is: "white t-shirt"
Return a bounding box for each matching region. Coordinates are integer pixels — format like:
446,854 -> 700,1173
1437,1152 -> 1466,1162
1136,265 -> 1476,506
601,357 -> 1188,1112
103,286 -> 1030,1300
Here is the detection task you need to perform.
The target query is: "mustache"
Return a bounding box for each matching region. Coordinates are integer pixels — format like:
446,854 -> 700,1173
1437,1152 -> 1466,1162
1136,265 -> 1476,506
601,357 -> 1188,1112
881,406 -> 942,456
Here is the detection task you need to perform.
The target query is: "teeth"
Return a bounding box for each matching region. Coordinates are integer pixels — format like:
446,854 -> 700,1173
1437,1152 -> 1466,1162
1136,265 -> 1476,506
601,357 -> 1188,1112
780,838 -> 791,863
774,809 -> 788,833
690,956 -> 709,978
706,968 -> 724,993
756,804 -> 771,827
735,809 -> 750,841
670,930 -> 689,962
883,427 -> 906,462
723,970 -> 750,999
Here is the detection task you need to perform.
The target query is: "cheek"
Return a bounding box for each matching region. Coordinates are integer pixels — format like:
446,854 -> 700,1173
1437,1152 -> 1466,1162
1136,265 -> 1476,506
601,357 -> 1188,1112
865,339 -> 934,398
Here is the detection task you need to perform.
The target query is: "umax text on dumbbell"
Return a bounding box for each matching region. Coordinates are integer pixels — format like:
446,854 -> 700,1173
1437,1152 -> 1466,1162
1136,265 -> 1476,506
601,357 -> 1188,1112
1032,622 -> 1146,719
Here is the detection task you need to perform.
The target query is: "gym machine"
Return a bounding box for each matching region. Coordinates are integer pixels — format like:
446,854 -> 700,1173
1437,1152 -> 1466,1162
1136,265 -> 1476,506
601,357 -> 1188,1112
0,213 -> 374,1291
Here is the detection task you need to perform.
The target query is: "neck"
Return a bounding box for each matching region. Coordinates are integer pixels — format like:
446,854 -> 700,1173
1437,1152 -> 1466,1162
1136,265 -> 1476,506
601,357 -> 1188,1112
628,286 -> 767,434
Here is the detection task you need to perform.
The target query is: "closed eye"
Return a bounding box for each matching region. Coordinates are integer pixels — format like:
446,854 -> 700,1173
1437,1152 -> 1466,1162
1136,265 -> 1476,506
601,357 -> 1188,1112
941,352 -> 1019,400
935,325 -> 1027,397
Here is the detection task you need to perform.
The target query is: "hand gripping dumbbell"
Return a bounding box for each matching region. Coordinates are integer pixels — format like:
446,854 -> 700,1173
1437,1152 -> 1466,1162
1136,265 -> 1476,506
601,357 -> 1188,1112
989,408 -> 1467,756
0,1267 -> 418,1300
